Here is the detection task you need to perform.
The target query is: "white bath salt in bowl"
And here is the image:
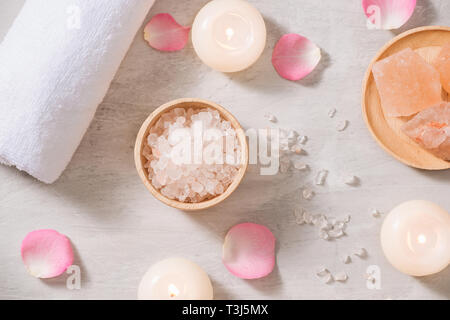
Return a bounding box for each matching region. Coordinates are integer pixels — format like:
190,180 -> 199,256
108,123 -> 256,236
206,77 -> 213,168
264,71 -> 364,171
135,98 -> 249,211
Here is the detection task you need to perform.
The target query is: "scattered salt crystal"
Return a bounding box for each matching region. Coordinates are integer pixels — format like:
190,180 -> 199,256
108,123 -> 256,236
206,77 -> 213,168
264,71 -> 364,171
315,170 -> 328,185
290,144 -> 303,154
302,211 -> 313,224
328,229 -> 344,238
344,175 -> 359,186
264,113 -> 277,123
302,188 -> 315,200
316,266 -> 329,277
323,273 -> 333,284
334,272 -> 348,282
293,161 -> 309,171
294,207 -> 305,225
371,209 -> 381,218
328,108 -> 336,118
287,130 -> 298,140
344,215 -> 351,223
336,120 -> 348,132
342,255 -> 351,264
353,248 -> 367,258
297,135 -> 308,144
319,230 -> 330,240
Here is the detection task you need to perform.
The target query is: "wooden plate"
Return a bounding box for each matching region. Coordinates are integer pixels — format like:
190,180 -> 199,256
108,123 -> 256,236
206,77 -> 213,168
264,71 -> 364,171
362,26 -> 450,170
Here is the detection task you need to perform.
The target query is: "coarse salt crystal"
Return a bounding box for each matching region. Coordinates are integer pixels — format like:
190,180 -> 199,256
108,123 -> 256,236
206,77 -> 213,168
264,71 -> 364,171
293,161 -> 309,171
344,175 -> 359,186
323,273 -> 333,284
342,255 -> 351,264
316,266 -> 329,277
354,248 -> 367,258
302,188 -> 315,200
297,135 -> 308,144
371,209 -> 381,218
334,272 -> 348,282
328,108 -> 336,118
264,113 -> 277,123
315,170 -> 328,185
336,120 -> 348,132
290,144 -> 303,154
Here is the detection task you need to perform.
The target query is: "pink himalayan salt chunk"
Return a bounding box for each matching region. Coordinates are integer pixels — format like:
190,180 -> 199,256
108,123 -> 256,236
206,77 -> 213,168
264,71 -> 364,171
402,102 -> 450,161
434,42 -> 450,94
372,48 -> 442,117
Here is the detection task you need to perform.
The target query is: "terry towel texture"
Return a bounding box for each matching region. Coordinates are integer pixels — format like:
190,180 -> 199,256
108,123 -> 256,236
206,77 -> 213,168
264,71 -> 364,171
0,0 -> 155,183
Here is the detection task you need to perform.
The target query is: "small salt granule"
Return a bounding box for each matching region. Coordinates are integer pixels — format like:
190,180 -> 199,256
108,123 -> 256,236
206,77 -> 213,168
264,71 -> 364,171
294,207 -> 305,225
323,274 -> 333,284
354,248 -> 367,258
297,135 -> 308,144
336,120 -> 348,132
316,266 -> 329,277
319,230 -> 330,240
371,209 -> 381,218
293,161 -> 308,171
290,144 -> 303,154
302,188 -> 315,200
328,108 -> 336,118
315,170 -> 328,185
342,255 -> 351,264
344,175 -> 358,185
334,272 -> 348,282
264,112 -> 277,123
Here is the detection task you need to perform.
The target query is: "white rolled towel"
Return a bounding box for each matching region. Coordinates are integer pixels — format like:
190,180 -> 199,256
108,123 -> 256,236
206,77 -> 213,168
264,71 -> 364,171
0,0 -> 155,183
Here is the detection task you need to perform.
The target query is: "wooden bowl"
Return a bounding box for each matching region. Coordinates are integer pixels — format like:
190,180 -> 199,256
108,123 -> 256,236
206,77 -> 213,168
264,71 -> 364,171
362,26 -> 450,170
134,98 -> 249,211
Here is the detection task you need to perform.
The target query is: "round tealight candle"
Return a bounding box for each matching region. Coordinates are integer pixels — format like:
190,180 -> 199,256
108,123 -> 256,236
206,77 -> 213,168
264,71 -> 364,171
192,0 -> 266,72
137,257 -> 213,300
380,200 -> 450,276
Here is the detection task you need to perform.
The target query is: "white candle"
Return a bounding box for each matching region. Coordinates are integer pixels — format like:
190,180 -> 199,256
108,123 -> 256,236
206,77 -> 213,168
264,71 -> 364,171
137,257 -> 213,300
380,200 -> 450,276
192,0 -> 266,72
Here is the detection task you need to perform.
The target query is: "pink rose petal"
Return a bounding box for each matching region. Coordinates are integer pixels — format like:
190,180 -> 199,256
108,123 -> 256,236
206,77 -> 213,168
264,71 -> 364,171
223,223 -> 276,279
363,0 -> 417,30
21,229 -> 74,279
144,13 -> 190,52
272,34 -> 321,81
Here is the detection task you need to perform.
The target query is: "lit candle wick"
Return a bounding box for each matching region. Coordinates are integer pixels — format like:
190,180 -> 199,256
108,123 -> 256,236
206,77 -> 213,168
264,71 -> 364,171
168,284 -> 180,298
225,27 -> 234,41
417,234 -> 427,244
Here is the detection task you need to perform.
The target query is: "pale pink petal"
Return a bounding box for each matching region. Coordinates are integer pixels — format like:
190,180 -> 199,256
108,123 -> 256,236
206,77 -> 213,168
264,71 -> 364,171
223,223 -> 276,279
21,229 -> 74,279
363,0 -> 417,30
144,13 -> 190,52
272,34 -> 321,81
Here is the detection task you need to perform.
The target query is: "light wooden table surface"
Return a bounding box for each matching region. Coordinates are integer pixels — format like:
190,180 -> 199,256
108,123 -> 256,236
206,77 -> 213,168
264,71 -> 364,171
0,0 -> 449,300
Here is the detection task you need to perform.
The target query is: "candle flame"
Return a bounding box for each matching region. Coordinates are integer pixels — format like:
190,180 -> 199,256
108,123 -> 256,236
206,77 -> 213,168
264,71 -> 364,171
168,284 -> 180,298
225,27 -> 234,41
417,234 -> 427,244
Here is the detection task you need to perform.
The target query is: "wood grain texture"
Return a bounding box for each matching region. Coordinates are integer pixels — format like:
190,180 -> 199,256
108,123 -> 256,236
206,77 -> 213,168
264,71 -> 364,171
0,0 -> 449,300
134,98 -> 249,211
362,26 -> 450,170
